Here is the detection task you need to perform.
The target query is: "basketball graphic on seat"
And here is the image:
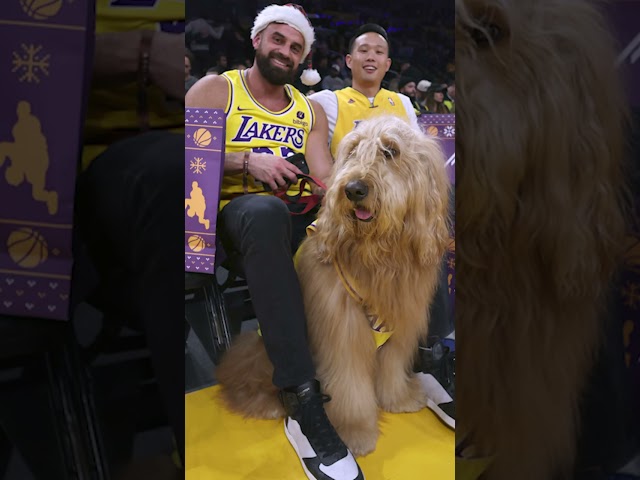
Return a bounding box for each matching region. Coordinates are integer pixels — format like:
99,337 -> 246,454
193,128 -> 212,147
187,234 -> 206,252
19,0 -> 63,20
7,227 -> 49,268
426,125 -> 439,137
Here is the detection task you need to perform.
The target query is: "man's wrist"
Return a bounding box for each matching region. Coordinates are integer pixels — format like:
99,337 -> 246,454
222,152 -> 250,175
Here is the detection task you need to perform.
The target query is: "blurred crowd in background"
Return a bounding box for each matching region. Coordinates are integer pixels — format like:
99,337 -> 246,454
185,0 -> 455,114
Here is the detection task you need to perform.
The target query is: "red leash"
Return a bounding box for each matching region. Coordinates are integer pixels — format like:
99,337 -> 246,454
274,173 -> 327,215
227,174 -> 327,216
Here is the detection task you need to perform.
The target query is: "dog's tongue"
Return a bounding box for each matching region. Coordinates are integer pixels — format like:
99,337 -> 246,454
355,207 -> 372,220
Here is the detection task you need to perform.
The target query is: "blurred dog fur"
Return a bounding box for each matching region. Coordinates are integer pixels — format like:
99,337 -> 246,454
216,115 -> 450,456
456,0 -> 628,478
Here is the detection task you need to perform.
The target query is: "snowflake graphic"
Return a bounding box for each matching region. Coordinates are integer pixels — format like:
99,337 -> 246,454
190,157 -> 206,174
622,282 -> 640,309
443,125 -> 455,137
12,44 -> 50,83
447,256 -> 455,270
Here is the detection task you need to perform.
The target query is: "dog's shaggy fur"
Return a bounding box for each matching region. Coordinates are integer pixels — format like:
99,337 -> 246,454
456,1 -> 628,479
216,115 -> 450,456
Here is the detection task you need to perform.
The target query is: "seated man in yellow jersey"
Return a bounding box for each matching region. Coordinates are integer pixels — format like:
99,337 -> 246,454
309,24 -> 421,158
309,23 -> 455,427
186,5 -> 365,480
73,0 -> 185,470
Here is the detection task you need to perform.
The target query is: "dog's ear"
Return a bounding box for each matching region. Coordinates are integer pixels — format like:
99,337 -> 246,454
405,134 -> 451,266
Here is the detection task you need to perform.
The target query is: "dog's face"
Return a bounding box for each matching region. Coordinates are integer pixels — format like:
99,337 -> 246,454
332,116 -> 413,227
317,115 -> 449,266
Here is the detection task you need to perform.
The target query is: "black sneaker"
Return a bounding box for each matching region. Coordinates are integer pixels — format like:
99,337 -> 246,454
418,336 -> 456,429
279,380 -> 365,480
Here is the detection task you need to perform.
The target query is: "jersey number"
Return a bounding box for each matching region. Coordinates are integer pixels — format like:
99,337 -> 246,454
252,146 -> 294,158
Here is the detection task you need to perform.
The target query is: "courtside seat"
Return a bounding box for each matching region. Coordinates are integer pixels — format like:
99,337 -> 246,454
185,236 -> 260,366
185,272 -> 232,365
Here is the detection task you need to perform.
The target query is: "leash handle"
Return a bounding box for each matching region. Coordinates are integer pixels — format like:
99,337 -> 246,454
274,174 -> 327,215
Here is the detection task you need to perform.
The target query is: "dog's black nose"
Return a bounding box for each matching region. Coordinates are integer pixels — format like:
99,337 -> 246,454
345,180 -> 368,201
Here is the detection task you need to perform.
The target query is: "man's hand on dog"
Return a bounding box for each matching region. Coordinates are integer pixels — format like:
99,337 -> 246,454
248,153 -> 303,191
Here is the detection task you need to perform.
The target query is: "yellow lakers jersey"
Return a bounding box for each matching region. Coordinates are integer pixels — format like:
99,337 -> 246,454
332,87 -> 408,158
219,69 -> 315,210
82,0 -> 184,168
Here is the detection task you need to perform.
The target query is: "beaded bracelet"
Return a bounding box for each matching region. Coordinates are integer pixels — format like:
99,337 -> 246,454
242,151 -> 250,194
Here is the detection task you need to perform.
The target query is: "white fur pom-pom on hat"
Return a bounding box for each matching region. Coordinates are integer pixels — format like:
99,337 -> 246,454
301,68 -> 321,86
300,53 -> 321,86
251,4 -> 315,59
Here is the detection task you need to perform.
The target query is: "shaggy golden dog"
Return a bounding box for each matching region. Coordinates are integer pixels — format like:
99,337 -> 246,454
456,0 -> 628,479
216,115 -> 450,456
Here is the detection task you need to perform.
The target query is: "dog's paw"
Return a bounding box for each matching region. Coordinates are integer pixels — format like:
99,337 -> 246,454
381,395 -> 428,413
378,376 -> 428,413
338,425 -> 379,457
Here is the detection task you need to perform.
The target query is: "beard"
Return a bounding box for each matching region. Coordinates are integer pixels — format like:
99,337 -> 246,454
255,49 -> 297,85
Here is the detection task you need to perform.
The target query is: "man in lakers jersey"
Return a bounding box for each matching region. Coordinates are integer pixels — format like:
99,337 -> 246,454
186,5 -> 364,480
309,23 -> 421,159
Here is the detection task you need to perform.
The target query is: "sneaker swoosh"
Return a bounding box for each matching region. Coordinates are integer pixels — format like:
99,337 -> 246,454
318,452 -> 360,479
285,418 -> 362,479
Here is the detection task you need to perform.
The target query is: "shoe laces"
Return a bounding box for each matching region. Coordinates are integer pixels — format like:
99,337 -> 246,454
300,392 -> 346,460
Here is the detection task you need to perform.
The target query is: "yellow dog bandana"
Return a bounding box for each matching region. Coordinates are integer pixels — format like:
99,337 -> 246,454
303,222 -> 393,349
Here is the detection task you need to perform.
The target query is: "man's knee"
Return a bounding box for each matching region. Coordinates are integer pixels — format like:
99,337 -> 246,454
229,195 -> 290,229
247,195 -> 290,222
221,195 -> 292,250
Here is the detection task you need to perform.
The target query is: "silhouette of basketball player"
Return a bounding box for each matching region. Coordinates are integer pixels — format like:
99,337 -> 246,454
184,180 -> 210,229
0,101 -> 58,215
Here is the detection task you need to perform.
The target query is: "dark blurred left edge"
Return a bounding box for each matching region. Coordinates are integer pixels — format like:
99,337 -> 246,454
0,1 -> 185,479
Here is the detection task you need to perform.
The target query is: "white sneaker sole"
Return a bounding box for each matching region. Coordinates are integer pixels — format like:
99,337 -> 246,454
284,419 -> 317,480
426,398 -> 456,430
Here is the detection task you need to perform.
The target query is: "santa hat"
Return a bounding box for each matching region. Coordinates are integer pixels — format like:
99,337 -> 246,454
251,3 -> 321,86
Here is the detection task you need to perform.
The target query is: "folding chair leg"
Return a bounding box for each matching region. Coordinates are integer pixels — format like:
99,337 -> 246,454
203,282 -> 232,353
45,344 -> 109,480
